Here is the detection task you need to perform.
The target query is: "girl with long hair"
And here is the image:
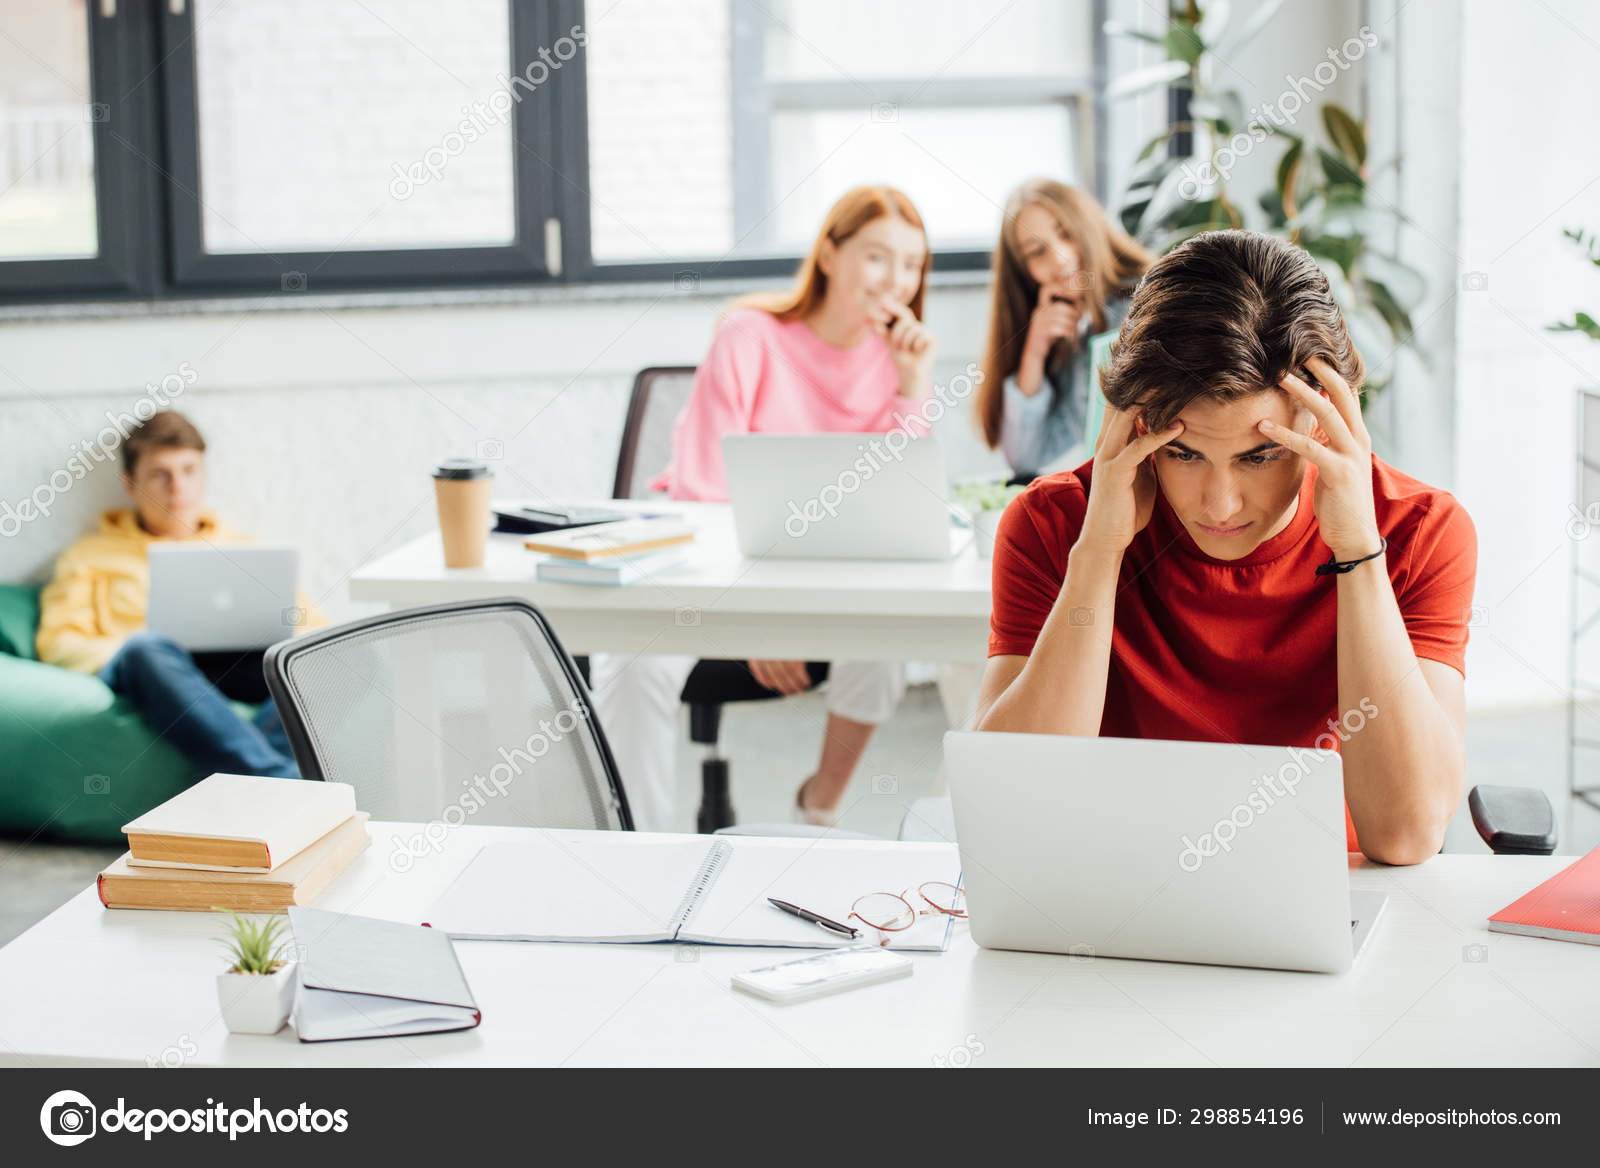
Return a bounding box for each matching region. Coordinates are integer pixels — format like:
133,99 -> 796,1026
977,178 -> 1152,477
592,185 -> 938,832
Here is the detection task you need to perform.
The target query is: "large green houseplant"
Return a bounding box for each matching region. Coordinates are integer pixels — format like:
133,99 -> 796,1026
1106,1 -> 1427,395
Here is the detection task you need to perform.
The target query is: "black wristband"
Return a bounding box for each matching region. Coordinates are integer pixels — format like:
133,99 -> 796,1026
1316,536 -> 1387,577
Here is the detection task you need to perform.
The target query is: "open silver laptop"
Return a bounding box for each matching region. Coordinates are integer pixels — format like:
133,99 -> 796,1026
722,433 -> 959,560
145,544 -> 299,652
944,731 -> 1386,973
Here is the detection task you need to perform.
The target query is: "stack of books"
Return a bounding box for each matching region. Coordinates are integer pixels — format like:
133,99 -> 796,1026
527,516 -> 695,586
97,774 -> 369,912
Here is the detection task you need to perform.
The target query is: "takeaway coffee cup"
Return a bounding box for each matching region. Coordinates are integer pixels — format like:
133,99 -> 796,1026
433,458 -> 493,568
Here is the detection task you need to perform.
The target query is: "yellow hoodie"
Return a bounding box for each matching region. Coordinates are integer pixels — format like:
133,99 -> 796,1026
36,509 -> 327,674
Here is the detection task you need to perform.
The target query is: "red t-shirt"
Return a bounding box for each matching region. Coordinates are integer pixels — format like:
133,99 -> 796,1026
988,454 -> 1477,852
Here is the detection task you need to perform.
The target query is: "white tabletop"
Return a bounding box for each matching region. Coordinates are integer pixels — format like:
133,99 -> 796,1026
348,502 -> 993,661
1,823 -> 1595,1068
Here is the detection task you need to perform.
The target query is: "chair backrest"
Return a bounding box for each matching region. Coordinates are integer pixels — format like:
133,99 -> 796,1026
613,365 -> 697,499
264,598 -> 632,831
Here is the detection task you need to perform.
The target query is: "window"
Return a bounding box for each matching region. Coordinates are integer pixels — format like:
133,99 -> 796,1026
0,0 -> 1109,303
0,0 -> 154,299
161,0 -> 559,290
0,1 -> 97,260
580,0 -> 1107,275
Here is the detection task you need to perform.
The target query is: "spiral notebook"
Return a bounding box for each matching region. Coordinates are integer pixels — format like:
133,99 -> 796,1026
421,832 -> 961,952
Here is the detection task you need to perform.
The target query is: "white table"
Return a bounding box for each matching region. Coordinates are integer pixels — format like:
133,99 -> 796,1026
348,502 -> 993,663
1,824 -> 1595,1068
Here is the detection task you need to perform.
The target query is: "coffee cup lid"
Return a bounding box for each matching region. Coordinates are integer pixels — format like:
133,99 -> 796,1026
433,458 -> 493,480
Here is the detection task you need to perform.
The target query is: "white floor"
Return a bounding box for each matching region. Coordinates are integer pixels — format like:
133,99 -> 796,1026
1,689 -> 1595,949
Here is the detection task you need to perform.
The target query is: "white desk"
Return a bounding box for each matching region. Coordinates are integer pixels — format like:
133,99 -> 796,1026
348,503 -> 993,663
1,824 -> 1595,1068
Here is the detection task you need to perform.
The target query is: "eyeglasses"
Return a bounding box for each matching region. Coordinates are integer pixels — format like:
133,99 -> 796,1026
849,881 -> 966,945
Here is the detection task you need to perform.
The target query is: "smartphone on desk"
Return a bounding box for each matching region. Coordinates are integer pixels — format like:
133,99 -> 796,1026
732,947 -> 912,1004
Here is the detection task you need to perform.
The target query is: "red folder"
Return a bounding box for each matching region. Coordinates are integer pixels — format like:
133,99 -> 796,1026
1487,846 -> 1600,946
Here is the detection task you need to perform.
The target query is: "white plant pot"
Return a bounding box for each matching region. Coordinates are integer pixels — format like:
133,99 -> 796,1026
973,509 -> 1005,559
217,963 -> 296,1036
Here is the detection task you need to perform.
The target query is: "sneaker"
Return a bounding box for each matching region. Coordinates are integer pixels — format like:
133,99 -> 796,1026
790,776 -> 839,828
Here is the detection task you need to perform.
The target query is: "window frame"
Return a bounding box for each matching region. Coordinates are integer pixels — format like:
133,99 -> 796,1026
0,0 -> 1112,304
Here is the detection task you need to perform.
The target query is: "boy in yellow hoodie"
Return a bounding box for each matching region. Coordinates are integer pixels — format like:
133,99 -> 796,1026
37,410 -> 323,777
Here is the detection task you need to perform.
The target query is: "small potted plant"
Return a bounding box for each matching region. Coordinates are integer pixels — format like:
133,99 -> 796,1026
214,909 -> 296,1035
953,479 -> 1027,559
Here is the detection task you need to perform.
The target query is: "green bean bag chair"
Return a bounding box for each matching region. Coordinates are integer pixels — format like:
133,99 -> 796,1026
0,583 -> 238,844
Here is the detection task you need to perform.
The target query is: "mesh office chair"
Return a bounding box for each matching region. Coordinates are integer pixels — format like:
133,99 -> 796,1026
264,598 -> 631,831
614,366 -> 831,831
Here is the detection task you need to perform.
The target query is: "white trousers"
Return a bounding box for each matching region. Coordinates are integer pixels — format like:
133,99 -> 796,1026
588,653 -> 906,832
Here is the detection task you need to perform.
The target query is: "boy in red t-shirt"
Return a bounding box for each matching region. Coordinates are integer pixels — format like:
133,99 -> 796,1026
976,230 -> 1476,865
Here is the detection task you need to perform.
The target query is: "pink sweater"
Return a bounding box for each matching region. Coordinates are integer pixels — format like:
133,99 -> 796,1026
655,307 -> 925,502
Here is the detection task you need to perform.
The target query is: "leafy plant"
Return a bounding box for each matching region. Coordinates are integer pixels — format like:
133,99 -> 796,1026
952,479 -> 1027,514
1106,2 -> 1428,397
1548,227 -> 1600,341
1106,0 -> 1287,251
215,908 -> 289,975
1259,105 -> 1427,390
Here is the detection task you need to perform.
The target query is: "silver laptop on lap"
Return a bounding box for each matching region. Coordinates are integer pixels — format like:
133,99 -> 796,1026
145,544 -> 299,652
944,731 -> 1385,974
721,433 -> 958,560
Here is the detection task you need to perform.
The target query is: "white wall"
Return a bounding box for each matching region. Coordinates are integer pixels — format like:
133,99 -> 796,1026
1446,0 -> 1600,708
10,0 -> 1584,716
0,280 -> 1003,617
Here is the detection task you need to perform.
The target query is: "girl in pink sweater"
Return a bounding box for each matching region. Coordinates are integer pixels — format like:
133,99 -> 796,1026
594,186 -> 938,831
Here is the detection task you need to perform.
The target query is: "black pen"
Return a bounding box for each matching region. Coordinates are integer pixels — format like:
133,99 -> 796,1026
767,897 -> 860,939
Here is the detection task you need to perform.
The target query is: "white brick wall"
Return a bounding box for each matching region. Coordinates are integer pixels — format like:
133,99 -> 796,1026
585,0 -> 733,261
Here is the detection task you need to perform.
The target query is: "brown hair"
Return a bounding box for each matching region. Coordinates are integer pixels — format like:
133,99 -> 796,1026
736,185 -> 930,323
1100,230 -> 1366,431
977,178 -> 1152,448
122,410 -> 206,476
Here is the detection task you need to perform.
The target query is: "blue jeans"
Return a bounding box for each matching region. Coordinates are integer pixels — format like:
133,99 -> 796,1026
98,633 -> 299,778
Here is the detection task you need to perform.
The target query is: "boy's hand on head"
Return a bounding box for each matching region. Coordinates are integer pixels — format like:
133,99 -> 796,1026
1078,405 -> 1185,555
1259,357 -> 1381,561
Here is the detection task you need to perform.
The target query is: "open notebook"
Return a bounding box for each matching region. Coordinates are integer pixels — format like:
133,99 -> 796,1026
422,833 -> 962,952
